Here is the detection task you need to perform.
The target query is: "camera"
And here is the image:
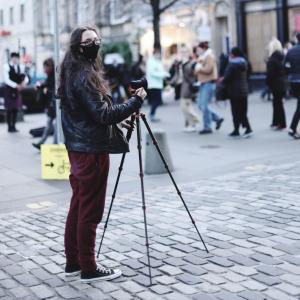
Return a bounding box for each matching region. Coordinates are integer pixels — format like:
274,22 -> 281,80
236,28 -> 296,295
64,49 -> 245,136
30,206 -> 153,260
130,77 -> 148,91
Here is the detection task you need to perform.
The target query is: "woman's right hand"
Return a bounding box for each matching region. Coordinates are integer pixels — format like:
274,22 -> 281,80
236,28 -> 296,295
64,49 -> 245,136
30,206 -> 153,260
135,87 -> 147,100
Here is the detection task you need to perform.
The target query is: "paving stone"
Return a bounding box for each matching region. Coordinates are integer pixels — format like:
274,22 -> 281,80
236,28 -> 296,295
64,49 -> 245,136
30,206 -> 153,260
121,281 -> 145,294
42,263 -> 62,274
240,280 -> 267,291
30,268 -> 53,281
282,255 -> 300,266
136,290 -> 162,300
256,265 -> 284,276
44,277 -> 65,288
215,290 -> 244,300
276,282 -> 300,296
228,255 -> 258,267
172,282 -> 198,295
83,288 -> 109,300
231,266 -> 258,276
110,289 -> 132,300
9,286 -> 31,298
280,273 -> 300,286
91,281 -> 119,293
238,290 -> 267,300
208,257 -> 234,267
251,273 -> 281,286
254,246 -> 284,257
181,264 -> 207,276
123,259 -> 144,270
164,292 -> 191,300
0,278 -> 18,289
163,257 -> 185,267
55,286 -> 84,299
182,254 -> 207,265
133,274 -> 152,287
264,288 -> 296,300
139,256 -> 163,268
278,262 -> 300,274
176,273 -> 203,285
150,284 -> 172,295
171,244 -> 196,253
155,275 -> 177,285
30,284 -> 55,299
223,271 -> 246,283
250,253 -> 282,265
14,274 -> 40,287
159,265 -> 183,276
192,294 -> 218,300
201,274 -> 226,285
5,264 -> 25,276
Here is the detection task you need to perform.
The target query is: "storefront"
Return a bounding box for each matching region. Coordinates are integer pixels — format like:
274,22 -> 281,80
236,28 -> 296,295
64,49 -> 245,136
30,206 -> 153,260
237,0 -> 300,73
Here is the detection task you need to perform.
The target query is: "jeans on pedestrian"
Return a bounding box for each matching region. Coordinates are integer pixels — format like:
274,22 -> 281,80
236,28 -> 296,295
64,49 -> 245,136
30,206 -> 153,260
197,82 -> 220,130
64,152 -> 109,272
148,88 -> 162,117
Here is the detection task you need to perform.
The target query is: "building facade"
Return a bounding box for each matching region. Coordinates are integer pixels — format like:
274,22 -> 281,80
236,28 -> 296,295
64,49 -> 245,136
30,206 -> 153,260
236,0 -> 300,73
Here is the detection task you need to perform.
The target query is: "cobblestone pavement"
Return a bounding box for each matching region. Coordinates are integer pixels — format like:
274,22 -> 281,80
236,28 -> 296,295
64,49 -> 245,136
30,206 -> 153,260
1,162 -> 300,300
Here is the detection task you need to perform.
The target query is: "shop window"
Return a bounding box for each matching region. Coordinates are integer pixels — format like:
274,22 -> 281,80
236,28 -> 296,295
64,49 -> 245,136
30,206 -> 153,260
246,10 -> 277,72
288,6 -> 300,39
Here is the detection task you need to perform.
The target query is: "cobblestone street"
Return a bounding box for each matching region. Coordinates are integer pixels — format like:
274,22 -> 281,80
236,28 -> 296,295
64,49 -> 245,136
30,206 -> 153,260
0,161 -> 300,299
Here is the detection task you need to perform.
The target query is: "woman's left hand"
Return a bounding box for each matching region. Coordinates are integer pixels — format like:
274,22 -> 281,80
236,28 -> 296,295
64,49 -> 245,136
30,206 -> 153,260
121,119 -> 135,130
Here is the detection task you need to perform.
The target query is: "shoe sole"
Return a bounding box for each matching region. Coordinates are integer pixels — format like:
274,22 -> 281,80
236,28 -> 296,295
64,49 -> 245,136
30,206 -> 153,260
81,269 -> 122,283
65,271 -> 81,277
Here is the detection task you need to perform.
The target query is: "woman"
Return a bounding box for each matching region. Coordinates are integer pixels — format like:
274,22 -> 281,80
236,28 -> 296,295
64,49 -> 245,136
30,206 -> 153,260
32,58 -> 56,149
266,38 -> 286,130
180,48 -> 200,132
59,26 -> 146,283
223,47 -> 253,137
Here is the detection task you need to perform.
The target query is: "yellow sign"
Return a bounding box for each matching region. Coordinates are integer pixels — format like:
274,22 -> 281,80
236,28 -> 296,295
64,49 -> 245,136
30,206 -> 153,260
41,144 -> 70,180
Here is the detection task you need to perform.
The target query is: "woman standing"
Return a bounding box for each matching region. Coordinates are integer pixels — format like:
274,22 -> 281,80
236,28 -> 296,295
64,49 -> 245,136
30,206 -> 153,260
266,38 -> 286,130
223,47 -> 253,137
32,58 -> 56,149
180,48 -> 200,132
59,26 -> 146,283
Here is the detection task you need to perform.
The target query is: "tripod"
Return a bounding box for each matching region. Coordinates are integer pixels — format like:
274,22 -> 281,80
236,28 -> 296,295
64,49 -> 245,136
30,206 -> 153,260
97,110 -> 208,285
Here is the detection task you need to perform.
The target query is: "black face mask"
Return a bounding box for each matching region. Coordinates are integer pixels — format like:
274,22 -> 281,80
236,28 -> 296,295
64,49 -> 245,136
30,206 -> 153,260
80,41 -> 100,60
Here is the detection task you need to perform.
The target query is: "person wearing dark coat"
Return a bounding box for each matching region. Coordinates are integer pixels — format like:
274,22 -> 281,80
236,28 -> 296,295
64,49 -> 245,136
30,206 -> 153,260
266,50 -> 286,130
284,32 -> 300,139
32,58 -> 56,150
223,47 -> 252,137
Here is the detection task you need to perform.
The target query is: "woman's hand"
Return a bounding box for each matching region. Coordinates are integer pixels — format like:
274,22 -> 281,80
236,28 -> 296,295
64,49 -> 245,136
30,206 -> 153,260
121,119 -> 135,130
135,87 -> 147,100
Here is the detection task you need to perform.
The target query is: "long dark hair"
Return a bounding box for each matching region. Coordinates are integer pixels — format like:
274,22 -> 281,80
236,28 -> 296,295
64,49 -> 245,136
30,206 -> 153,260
59,26 -> 109,105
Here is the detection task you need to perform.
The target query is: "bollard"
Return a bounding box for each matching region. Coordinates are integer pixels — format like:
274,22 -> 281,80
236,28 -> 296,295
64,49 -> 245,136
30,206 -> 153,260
145,130 -> 174,175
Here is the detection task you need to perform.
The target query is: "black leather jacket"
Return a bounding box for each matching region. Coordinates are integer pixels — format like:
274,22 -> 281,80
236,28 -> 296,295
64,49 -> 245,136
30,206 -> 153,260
61,71 -> 143,154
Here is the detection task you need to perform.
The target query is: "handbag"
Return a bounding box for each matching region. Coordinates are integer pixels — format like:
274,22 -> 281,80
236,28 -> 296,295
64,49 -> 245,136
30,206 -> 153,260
216,82 -> 228,101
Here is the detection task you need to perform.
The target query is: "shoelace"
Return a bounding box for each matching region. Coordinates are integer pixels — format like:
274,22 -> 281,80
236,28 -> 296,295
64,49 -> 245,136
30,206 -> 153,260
97,265 -> 112,274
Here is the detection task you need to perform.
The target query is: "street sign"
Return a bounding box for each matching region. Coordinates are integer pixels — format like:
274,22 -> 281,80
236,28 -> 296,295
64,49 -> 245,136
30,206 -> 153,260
41,144 -> 70,180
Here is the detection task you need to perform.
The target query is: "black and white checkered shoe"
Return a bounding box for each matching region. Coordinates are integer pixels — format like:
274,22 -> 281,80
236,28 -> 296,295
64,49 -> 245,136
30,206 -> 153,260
81,265 -> 122,283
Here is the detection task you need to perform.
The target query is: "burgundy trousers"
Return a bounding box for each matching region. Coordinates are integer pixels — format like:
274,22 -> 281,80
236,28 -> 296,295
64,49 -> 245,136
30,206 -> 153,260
64,151 -> 110,272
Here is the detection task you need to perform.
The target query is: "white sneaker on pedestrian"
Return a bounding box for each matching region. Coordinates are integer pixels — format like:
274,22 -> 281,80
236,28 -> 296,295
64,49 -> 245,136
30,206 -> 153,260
184,126 -> 196,133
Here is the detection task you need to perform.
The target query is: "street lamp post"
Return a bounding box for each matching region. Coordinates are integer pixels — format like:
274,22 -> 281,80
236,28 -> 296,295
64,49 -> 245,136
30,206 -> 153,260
53,0 -> 64,144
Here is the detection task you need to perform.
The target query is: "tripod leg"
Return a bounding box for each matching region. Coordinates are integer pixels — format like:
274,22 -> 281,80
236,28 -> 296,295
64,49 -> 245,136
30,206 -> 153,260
97,116 -> 136,258
140,114 -> 209,253
135,114 -> 153,285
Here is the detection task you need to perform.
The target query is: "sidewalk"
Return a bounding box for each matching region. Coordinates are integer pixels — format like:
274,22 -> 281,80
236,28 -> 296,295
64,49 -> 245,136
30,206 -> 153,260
0,161 -> 300,299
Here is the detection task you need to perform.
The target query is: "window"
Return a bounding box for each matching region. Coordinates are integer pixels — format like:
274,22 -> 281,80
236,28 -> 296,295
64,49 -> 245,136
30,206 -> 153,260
9,7 -> 14,25
20,4 -> 25,22
109,0 -> 128,25
0,10 -> 3,26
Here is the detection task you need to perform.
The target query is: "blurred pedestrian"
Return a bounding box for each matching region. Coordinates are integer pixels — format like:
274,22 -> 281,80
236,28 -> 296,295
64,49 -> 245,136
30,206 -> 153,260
285,32 -> 300,139
266,38 -> 286,130
146,47 -> 169,122
59,26 -> 146,282
169,58 -> 182,101
32,58 -> 56,150
131,54 -> 145,80
180,47 -> 200,132
195,41 -> 223,134
222,47 -> 252,138
3,52 -> 28,132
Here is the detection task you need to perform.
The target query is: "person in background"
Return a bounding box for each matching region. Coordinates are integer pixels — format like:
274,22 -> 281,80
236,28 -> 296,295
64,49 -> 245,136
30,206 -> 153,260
131,54 -> 145,81
266,38 -> 286,130
285,32 -> 300,139
195,41 -> 223,134
146,47 -> 169,122
3,52 -> 28,132
222,47 -> 253,138
32,58 -> 56,150
180,47 -> 200,132
169,58 -> 183,101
